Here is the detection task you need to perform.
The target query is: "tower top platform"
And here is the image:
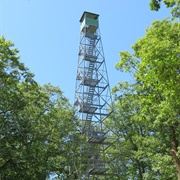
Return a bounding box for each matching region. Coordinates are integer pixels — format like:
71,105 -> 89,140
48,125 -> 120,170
80,11 -> 99,23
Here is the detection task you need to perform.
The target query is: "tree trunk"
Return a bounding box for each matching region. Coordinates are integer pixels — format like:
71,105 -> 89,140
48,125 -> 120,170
170,126 -> 180,180
170,150 -> 180,180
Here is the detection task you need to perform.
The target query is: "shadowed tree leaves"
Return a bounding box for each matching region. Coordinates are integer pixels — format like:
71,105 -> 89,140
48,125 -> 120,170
149,0 -> 180,19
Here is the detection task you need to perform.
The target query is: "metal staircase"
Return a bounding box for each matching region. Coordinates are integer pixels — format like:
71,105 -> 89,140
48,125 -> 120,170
74,11 -> 117,179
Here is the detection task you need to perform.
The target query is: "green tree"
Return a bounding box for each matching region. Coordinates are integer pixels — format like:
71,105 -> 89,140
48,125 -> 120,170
110,83 -> 160,179
149,0 -> 180,19
113,19 -> 180,179
0,37 -> 79,179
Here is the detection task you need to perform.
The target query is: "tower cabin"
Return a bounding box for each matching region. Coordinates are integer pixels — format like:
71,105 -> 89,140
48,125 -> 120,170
80,11 -> 99,35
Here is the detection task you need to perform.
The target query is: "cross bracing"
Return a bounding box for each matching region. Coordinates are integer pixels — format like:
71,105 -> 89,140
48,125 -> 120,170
73,11 -> 118,179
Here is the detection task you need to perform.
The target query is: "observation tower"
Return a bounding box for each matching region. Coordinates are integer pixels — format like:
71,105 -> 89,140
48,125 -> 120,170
74,11 -> 117,179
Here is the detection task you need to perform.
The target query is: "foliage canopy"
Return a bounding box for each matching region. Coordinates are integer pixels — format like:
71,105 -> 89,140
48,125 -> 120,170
111,19 -> 180,179
0,37 -> 78,180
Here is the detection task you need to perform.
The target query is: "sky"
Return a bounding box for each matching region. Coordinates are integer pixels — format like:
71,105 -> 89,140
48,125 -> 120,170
0,0 -> 171,104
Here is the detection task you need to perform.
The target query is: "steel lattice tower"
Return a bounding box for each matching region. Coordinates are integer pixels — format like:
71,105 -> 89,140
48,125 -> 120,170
74,12 -> 117,179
